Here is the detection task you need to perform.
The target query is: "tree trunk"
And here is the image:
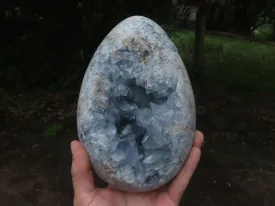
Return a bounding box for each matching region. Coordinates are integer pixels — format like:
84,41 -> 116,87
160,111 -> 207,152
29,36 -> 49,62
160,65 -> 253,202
272,21 -> 275,42
193,5 -> 208,76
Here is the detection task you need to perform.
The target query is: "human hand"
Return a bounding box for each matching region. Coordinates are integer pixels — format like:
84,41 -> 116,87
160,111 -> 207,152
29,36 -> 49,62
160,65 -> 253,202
71,131 -> 204,206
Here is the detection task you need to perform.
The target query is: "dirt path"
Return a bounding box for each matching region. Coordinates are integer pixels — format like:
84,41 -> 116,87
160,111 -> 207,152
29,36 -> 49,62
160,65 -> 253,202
1,84 -> 275,206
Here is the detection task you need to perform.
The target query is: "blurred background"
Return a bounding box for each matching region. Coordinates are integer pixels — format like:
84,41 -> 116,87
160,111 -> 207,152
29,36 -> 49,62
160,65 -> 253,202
1,0 -> 275,205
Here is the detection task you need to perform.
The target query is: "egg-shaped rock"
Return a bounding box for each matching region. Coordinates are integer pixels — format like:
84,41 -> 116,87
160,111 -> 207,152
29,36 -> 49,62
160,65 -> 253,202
77,16 -> 196,192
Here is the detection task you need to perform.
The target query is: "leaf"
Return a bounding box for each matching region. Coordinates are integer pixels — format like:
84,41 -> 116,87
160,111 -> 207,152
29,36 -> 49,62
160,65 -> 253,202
44,124 -> 63,138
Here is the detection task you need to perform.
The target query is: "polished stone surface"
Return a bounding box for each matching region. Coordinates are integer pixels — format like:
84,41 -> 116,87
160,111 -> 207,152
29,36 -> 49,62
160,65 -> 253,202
77,16 -> 196,192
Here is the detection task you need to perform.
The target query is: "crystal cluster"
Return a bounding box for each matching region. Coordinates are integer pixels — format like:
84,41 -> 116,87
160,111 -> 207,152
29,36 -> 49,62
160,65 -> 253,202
77,16 -> 196,192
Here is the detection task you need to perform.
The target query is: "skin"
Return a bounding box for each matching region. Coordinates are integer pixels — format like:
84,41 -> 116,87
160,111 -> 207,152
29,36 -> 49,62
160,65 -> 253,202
71,131 -> 204,206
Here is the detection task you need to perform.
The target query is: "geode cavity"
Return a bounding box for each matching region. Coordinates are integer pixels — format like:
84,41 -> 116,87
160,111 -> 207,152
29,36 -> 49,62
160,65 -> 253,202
77,16 -> 196,192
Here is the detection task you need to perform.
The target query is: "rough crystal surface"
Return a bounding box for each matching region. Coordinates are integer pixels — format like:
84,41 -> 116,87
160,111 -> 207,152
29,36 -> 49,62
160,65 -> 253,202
77,16 -> 196,192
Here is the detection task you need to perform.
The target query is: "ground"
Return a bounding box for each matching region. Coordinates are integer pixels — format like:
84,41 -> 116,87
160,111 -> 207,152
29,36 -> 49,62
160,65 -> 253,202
1,81 -> 275,206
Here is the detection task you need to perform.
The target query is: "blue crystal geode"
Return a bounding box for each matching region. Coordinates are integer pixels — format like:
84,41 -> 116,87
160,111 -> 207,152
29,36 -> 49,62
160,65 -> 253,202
77,16 -> 196,192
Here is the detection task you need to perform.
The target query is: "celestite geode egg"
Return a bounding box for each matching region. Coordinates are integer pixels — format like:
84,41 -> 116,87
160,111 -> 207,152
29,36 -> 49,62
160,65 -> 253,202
77,16 -> 196,192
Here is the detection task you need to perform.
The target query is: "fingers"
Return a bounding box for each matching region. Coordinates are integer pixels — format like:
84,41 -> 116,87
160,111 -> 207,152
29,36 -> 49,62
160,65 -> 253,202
193,130 -> 204,148
107,184 -> 115,189
71,140 -> 96,196
168,131 -> 204,204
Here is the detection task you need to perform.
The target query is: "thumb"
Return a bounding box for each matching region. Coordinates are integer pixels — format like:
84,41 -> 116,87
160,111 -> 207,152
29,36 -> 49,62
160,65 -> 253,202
71,140 -> 96,196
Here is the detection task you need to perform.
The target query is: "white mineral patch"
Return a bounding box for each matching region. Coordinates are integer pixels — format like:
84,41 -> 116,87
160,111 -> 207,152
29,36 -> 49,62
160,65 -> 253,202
77,15 -> 196,192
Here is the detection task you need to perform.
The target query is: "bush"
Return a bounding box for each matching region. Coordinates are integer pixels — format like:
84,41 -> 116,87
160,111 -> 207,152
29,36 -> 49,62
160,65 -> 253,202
170,30 -> 275,92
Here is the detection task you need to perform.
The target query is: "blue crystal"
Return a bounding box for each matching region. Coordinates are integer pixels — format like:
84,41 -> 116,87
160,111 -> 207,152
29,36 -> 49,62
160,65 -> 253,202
77,16 -> 196,192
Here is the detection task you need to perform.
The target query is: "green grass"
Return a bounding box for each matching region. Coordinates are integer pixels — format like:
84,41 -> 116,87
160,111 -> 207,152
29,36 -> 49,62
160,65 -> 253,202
170,30 -> 275,92
252,24 -> 273,40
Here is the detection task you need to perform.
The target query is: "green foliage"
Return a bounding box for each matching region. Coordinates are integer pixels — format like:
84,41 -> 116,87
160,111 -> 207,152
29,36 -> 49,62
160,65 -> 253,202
27,102 -> 46,116
252,24 -> 273,40
2,0 -> 275,91
170,30 -> 275,92
44,124 -> 63,138
1,0 -> 172,90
